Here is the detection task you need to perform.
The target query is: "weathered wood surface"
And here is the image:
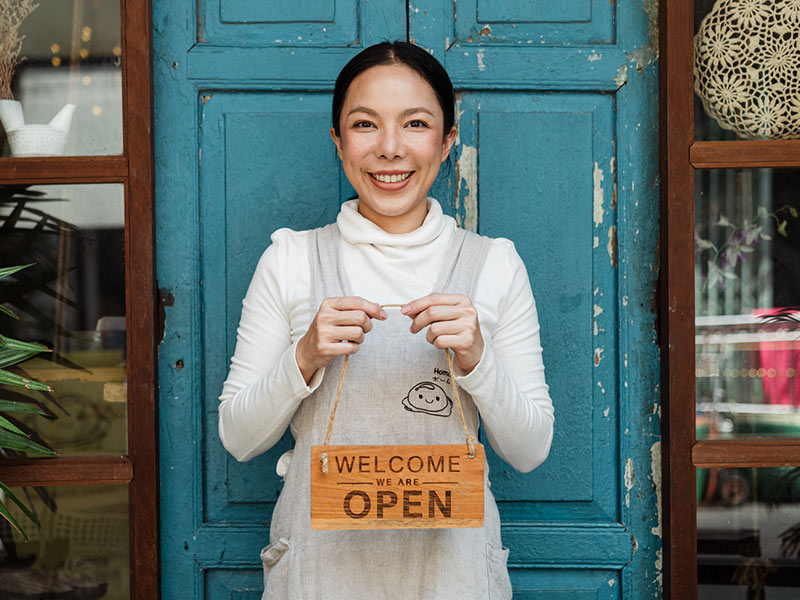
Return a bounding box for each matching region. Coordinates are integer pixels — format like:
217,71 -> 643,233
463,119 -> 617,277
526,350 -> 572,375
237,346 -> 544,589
310,444 -> 484,530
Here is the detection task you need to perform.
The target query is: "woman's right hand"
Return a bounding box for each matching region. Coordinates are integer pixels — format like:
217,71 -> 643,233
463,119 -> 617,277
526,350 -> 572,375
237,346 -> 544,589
296,297 -> 387,384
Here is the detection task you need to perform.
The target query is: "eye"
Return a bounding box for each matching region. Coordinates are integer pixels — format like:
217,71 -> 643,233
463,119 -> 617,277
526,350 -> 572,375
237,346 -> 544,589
352,120 -> 374,129
407,119 -> 429,128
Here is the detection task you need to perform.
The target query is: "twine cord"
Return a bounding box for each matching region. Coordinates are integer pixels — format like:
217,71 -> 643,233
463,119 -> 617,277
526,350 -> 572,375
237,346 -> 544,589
320,304 -> 477,472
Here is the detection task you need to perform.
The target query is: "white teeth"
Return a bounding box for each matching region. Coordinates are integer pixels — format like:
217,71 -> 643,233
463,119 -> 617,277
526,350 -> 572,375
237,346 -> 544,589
372,172 -> 411,183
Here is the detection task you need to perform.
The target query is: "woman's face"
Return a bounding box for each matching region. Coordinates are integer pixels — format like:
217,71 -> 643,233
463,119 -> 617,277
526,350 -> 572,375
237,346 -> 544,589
331,63 -> 456,234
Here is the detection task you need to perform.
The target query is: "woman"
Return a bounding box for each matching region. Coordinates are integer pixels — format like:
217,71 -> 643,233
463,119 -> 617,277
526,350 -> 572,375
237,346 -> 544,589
219,41 -> 554,599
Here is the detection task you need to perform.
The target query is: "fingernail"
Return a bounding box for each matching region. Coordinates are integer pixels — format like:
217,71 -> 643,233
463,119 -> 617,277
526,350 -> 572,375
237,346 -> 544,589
380,310 -> 387,319
401,304 -> 409,314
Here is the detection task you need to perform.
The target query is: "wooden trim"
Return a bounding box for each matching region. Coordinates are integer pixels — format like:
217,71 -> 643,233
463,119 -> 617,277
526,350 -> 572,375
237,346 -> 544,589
0,156 -> 128,183
0,457 -> 132,486
690,141 -> 800,169
122,0 -> 160,598
693,440 -> 800,467
660,1 -> 697,598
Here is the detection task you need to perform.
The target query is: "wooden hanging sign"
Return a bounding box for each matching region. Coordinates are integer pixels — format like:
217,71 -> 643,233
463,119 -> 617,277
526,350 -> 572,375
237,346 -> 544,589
310,444 -> 484,530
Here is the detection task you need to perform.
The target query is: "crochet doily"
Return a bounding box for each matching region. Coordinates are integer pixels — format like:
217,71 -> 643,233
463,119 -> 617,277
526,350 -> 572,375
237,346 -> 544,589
694,0 -> 800,139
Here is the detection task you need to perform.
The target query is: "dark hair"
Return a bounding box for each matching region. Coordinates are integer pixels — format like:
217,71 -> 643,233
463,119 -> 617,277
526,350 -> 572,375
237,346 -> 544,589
331,41 -> 455,138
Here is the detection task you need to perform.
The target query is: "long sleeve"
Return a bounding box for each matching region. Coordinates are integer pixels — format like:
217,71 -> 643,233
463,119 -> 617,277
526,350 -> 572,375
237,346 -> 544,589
457,239 -> 555,473
218,229 -> 322,462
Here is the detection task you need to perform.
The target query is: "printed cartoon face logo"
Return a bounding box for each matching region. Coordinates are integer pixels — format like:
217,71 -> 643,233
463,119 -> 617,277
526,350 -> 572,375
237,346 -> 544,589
402,382 -> 453,417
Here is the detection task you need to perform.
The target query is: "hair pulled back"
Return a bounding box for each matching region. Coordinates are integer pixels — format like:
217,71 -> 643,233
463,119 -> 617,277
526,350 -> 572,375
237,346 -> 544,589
331,41 -> 455,137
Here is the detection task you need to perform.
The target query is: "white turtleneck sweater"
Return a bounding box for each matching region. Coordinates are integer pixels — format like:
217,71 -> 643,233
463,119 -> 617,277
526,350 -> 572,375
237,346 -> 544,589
218,199 -> 554,473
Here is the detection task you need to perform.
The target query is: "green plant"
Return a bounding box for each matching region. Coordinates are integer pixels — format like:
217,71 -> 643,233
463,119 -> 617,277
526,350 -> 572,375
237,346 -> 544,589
0,263 -> 55,540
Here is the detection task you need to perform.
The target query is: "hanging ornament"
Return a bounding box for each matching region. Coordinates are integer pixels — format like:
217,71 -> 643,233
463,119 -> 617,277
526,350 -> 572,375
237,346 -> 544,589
694,0 -> 800,139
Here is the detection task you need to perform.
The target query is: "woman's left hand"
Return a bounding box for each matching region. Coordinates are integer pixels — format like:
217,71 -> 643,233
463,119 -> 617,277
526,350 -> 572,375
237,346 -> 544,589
402,293 -> 484,374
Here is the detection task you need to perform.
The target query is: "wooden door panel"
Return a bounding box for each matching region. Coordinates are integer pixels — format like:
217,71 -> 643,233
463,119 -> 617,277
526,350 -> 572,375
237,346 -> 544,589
454,93 -> 617,516
453,0 -> 614,45
199,92 -> 342,522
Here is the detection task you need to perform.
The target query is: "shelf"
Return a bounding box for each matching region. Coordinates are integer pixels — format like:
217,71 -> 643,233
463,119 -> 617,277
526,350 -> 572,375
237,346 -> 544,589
0,156 -> 128,184
693,439 -> 800,467
690,140 -> 800,169
0,456 -> 133,486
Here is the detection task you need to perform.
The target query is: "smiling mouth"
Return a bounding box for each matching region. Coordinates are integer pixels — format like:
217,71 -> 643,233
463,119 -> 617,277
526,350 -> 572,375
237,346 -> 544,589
370,171 -> 413,183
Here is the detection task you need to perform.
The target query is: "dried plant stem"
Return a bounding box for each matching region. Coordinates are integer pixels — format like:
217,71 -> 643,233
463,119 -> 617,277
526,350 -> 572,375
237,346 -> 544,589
0,0 -> 40,100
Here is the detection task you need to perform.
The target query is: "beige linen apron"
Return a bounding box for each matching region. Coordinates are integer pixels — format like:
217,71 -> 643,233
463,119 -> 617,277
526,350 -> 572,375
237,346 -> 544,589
261,223 -> 512,600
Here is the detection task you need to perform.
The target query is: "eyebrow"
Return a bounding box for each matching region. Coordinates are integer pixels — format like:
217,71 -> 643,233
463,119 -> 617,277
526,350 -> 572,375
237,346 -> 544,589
346,106 -> 436,118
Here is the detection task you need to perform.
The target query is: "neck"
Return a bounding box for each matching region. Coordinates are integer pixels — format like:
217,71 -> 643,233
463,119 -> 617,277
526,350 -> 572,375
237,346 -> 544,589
357,200 -> 429,234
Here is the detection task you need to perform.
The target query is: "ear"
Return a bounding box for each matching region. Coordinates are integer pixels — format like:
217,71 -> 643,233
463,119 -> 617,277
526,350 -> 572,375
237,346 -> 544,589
440,126 -> 457,162
330,127 -> 343,160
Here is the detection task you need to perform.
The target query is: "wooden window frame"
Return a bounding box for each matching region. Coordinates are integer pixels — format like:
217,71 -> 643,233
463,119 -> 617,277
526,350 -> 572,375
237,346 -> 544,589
660,2 -> 800,598
0,0 -> 157,597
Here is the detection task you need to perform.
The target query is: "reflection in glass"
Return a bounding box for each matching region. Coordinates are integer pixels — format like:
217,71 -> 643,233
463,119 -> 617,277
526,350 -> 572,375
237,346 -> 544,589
0,485 -> 129,599
695,170 -> 800,439
0,0 -> 122,156
0,184 -> 127,456
698,466 -> 800,599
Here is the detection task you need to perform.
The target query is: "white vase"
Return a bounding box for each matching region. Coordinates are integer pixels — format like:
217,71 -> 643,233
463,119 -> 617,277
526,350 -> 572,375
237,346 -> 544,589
2,102 -> 76,157
0,99 -> 24,132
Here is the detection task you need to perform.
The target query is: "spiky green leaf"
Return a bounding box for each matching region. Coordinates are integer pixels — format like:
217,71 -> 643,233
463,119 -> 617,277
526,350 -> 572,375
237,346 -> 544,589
0,347 -> 40,369
0,428 -> 54,454
0,480 -> 37,526
0,496 -> 28,541
0,264 -> 34,280
0,369 -> 51,391
0,399 -> 48,416
0,335 -> 49,354
0,415 -> 26,436
0,305 -> 18,319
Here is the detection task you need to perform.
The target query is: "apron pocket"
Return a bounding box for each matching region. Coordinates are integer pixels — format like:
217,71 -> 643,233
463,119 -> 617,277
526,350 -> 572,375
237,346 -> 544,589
261,538 -> 291,599
485,541 -> 512,600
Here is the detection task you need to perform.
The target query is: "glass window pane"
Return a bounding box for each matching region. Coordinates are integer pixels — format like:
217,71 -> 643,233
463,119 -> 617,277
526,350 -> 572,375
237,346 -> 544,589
0,484 -> 129,599
697,466 -> 800,598
0,0 -> 122,156
0,184 -> 127,456
694,0 -> 800,141
695,170 -> 800,439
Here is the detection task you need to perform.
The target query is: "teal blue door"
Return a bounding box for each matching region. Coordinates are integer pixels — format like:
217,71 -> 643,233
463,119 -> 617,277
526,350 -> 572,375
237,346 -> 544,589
154,1 -> 661,598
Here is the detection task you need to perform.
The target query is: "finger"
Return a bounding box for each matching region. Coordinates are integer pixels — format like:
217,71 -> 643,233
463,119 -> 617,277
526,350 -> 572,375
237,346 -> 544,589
322,326 -> 366,345
425,320 -> 465,345
427,333 -> 464,351
410,307 -> 462,334
320,341 -> 361,358
402,293 -> 464,317
326,310 -> 375,332
327,296 -> 387,319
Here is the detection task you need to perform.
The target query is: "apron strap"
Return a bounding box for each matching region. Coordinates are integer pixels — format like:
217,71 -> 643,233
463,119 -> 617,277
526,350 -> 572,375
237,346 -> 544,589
320,312 -> 477,474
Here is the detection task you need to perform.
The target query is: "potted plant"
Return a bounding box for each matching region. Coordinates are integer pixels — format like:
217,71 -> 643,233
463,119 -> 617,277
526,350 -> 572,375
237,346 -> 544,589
0,1 -> 76,157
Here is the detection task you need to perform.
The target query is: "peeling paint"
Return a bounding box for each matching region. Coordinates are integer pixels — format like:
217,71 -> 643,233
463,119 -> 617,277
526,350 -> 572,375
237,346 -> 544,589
593,304 -> 604,317
624,457 -> 635,508
608,578 -> 616,587
607,225 -> 617,267
622,295 -> 629,306
614,64 -> 628,88
594,347 -> 604,366
593,162 -> 604,227
603,407 -> 609,418
201,94 -> 213,105
593,236 -> 599,248
655,548 -> 663,587
477,49 -> 486,72
479,25 -> 491,36
650,442 -> 662,539
588,52 -> 602,62
456,144 -> 478,232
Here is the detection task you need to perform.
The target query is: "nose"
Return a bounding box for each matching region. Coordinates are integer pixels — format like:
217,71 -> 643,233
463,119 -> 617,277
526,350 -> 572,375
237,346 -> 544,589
376,127 -> 405,159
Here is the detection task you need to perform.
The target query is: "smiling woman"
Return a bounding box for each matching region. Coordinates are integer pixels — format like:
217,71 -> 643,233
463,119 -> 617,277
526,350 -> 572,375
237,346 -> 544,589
217,41 -> 555,600
330,62 -> 456,233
